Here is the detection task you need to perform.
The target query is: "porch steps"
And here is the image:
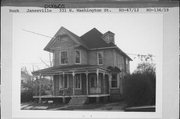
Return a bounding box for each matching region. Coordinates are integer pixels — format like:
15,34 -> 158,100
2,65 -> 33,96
68,96 -> 88,105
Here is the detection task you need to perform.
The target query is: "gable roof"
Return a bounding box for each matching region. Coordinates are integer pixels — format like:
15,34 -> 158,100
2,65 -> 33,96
44,26 -> 132,60
44,27 -> 88,52
80,28 -> 132,60
80,28 -> 116,49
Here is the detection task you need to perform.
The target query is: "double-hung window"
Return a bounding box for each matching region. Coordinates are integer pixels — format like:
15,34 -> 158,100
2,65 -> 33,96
97,52 -> 103,65
75,50 -> 81,64
111,74 -> 118,88
60,51 -> 68,64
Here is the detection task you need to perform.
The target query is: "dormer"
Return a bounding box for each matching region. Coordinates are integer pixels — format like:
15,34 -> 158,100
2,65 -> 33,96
102,31 -> 115,44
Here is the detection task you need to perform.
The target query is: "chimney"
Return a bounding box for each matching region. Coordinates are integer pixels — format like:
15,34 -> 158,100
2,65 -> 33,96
102,31 -> 115,44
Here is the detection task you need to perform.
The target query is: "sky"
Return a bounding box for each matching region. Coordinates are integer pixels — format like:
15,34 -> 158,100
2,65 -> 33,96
13,13 -> 163,73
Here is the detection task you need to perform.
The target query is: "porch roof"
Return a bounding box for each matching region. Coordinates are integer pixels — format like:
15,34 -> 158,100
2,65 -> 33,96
32,65 -> 109,76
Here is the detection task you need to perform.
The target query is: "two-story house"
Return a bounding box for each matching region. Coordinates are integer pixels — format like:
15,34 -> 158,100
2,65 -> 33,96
32,27 -> 132,104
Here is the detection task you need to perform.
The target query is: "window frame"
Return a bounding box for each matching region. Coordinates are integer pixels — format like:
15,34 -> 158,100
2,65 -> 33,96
111,73 -> 119,89
75,74 -> 81,89
60,50 -> 68,65
75,50 -> 81,64
97,51 -> 104,65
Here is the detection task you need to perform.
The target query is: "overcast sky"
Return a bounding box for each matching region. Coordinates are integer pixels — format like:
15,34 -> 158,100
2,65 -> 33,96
13,13 -> 163,73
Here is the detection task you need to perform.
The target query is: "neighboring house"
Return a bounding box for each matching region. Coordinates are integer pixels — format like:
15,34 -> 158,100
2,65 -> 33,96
32,27 -> 132,104
21,67 -> 32,91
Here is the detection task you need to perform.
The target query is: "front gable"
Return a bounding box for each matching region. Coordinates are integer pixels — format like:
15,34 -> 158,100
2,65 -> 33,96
44,27 -> 87,52
48,35 -> 78,50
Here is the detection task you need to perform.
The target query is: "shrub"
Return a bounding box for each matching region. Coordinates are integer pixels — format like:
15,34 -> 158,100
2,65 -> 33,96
122,72 -> 156,107
21,90 -> 33,102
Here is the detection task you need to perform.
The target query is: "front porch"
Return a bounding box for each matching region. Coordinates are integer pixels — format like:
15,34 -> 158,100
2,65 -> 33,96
33,94 -> 110,104
32,65 -> 111,104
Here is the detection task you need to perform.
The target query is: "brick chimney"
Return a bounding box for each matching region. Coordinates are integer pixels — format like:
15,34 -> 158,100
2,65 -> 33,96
102,31 -> 115,44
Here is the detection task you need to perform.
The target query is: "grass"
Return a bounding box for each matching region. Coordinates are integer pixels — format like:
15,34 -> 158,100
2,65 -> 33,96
21,101 -> 126,111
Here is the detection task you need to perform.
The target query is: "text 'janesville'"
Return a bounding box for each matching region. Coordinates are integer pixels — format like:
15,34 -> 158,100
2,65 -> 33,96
25,8 -> 106,13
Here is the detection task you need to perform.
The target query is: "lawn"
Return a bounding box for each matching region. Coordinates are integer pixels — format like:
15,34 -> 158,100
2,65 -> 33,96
21,101 -> 126,111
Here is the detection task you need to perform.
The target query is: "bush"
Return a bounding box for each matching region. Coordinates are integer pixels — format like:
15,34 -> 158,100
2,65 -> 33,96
21,90 -> 33,102
122,72 -> 156,107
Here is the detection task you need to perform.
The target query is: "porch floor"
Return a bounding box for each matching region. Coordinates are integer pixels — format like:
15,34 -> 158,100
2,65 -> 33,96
33,94 -> 110,99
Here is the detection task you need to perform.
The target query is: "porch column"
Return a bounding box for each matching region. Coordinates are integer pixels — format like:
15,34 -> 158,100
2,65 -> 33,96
103,73 -> 105,94
50,75 -> 54,95
72,71 -> 75,96
62,72 -> 65,90
86,72 -> 89,95
108,73 -> 111,94
96,69 -> 99,88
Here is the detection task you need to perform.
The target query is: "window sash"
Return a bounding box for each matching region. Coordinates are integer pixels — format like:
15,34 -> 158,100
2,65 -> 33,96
75,50 -> 81,64
111,80 -> 117,88
61,51 -> 68,64
111,74 -> 118,88
97,52 -> 103,65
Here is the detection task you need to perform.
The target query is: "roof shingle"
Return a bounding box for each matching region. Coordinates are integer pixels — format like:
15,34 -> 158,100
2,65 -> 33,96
80,28 -> 116,49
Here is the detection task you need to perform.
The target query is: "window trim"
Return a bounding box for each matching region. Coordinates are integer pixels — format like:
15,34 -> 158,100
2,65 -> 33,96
97,51 -> 103,65
60,50 -> 68,65
110,73 -> 119,89
75,74 -> 82,89
75,50 -> 81,64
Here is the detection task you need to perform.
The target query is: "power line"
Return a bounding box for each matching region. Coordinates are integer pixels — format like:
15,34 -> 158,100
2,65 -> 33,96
22,29 -> 53,38
22,29 -> 155,57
